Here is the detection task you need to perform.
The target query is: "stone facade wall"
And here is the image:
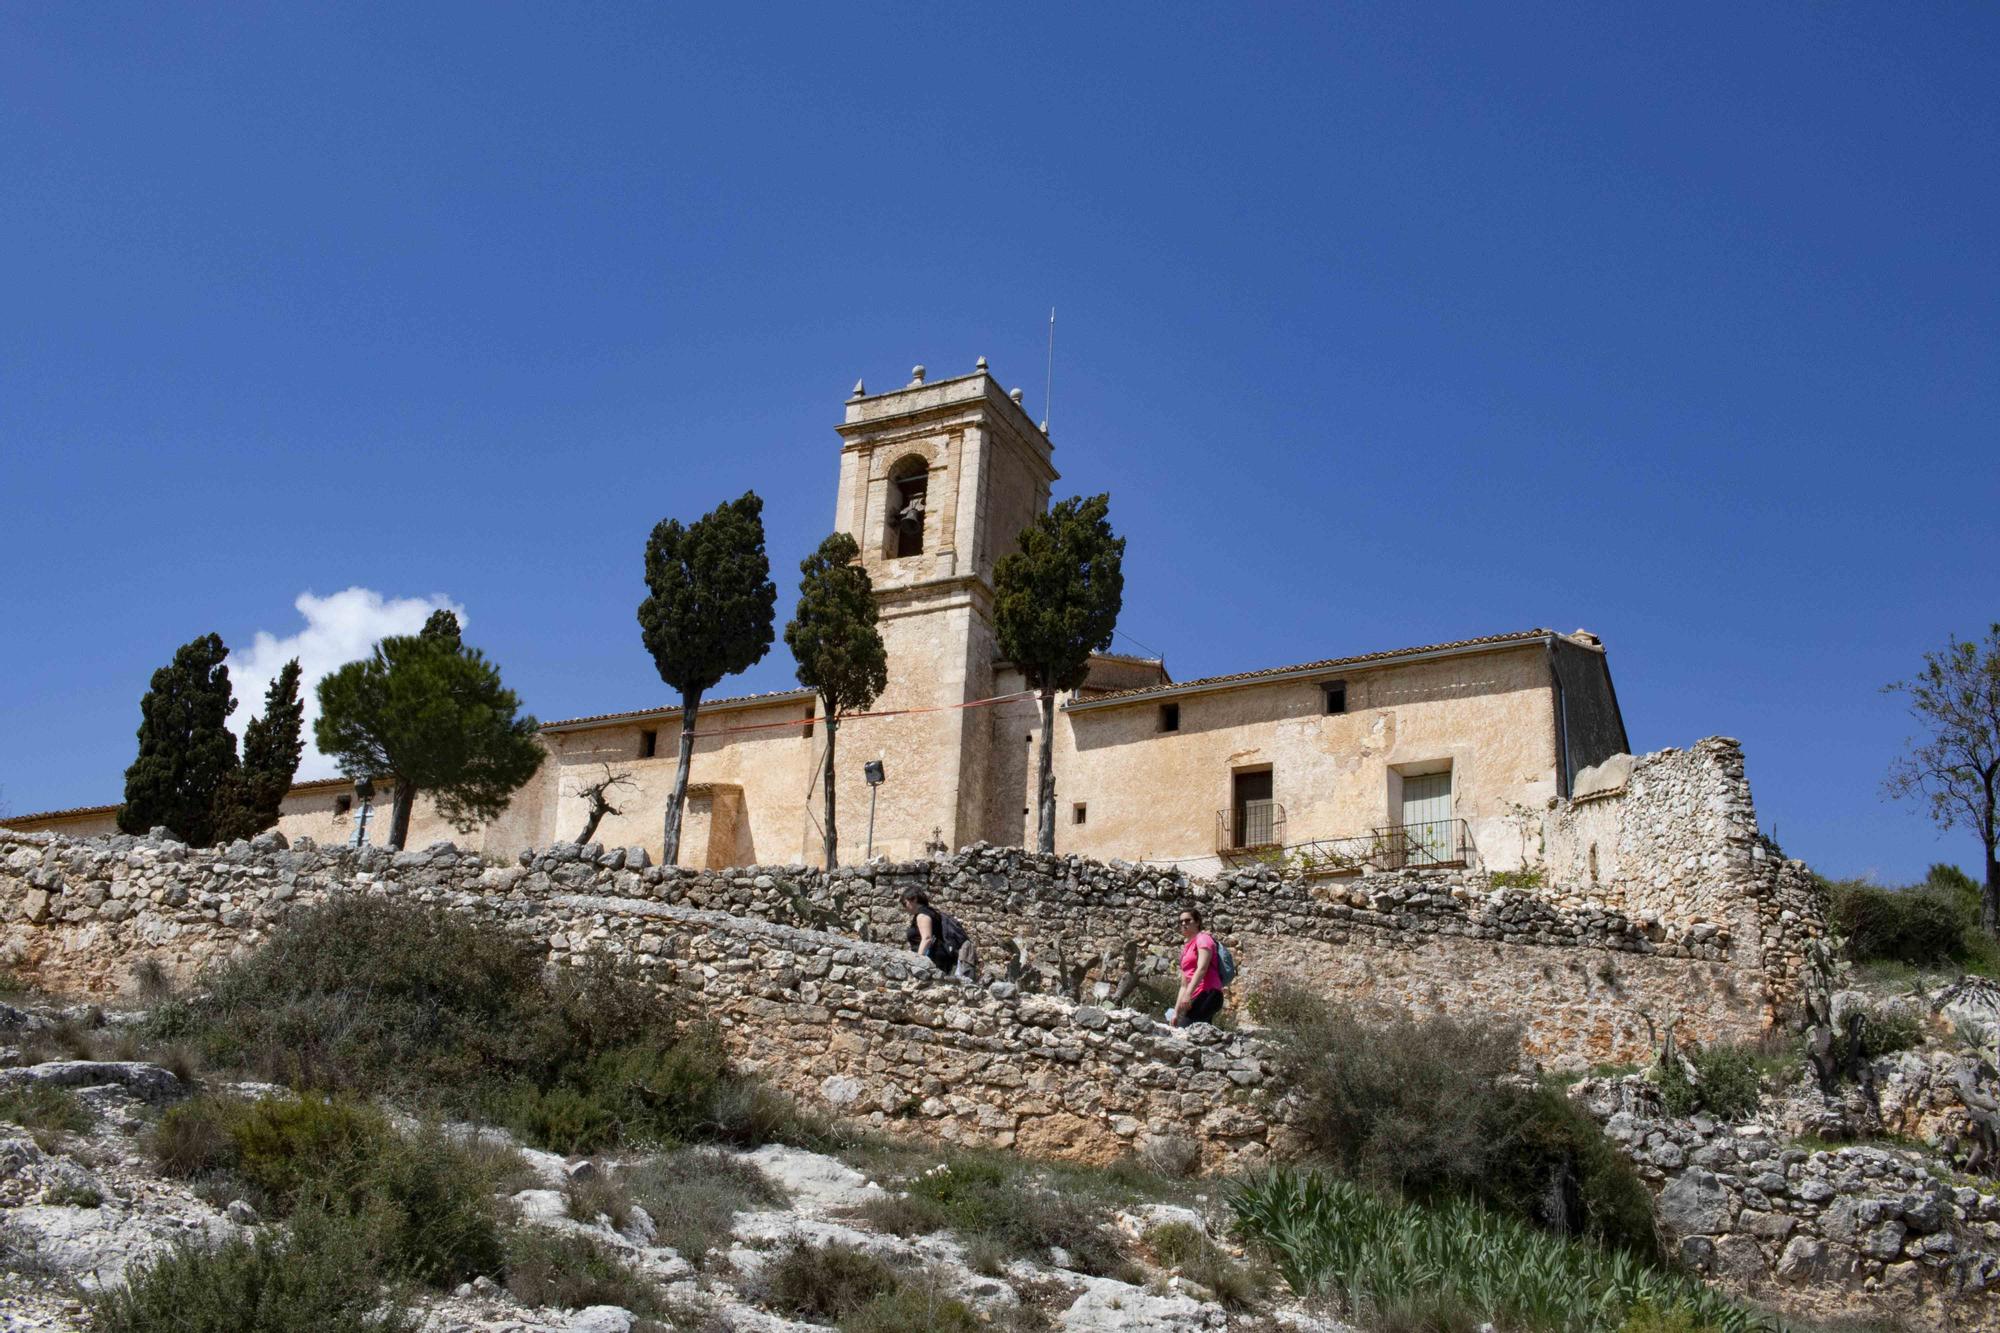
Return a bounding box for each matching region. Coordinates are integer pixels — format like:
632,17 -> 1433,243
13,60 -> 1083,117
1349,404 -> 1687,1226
0,830 -> 1287,1174
1574,1075 -> 2000,1329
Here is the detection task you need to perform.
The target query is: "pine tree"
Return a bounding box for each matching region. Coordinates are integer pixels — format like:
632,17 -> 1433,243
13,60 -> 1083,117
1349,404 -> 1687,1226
212,659 -> 306,844
1885,624 -> 2000,934
785,531 -> 888,869
993,494 -> 1126,854
315,611 -> 544,849
637,492 -> 777,865
118,633 -> 239,845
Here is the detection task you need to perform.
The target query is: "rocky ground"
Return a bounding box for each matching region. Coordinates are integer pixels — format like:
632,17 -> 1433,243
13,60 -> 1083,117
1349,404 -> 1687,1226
0,1002 -> 1344,1332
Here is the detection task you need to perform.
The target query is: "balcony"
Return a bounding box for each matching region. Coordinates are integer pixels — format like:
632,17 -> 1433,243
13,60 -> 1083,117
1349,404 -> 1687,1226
1216,800 -> 1286,853
1289,818 -> 1472,874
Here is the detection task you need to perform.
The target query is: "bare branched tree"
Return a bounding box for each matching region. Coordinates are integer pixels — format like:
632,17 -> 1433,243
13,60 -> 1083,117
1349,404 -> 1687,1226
1884,625 -> 2000,934
572,764 -> 638,845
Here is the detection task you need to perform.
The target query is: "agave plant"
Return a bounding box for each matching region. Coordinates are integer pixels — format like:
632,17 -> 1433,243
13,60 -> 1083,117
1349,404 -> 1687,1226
1229,1170 -> 1775,1333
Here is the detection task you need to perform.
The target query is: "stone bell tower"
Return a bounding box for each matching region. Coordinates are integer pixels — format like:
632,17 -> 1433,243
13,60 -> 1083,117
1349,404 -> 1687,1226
829,361 -> 1057,857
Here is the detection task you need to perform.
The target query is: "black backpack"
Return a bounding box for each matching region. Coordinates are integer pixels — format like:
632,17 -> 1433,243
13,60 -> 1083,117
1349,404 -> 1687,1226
936,912 -> 969,958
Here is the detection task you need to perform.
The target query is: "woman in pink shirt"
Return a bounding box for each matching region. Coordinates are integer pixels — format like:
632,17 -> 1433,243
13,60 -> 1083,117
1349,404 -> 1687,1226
1172,907 -> 1225,1027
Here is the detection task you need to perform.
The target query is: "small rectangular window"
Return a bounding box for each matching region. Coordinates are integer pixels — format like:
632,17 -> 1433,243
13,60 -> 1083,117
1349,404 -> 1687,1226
803,706 -> 815,739
640,729 -> 658,758
1073,802 -> 1088,825
334,796 -> 353,818
1323,682 -> 1347,715
1160,702 -> 1180,732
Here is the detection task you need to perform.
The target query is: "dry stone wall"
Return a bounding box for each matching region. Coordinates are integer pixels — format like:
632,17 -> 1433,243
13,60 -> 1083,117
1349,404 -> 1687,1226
1574,1075 -> 2000,1329
0,829 -> 1289,1173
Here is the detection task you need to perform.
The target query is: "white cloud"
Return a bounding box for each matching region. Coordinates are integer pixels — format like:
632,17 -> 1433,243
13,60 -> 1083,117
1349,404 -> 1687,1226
229,588 -> 466,781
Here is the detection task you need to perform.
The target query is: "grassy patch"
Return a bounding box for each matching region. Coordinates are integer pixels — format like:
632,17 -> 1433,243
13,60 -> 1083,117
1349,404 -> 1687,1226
857,1152 -> 1137,1280
0,1084 -> 94,1146
1142,1220 -> 1262,1309
839,1270 -> 982,1333
621,1147 -> 783,1269
565,1165 -> 634,1231
91,1204 -> 416,1333
1233,1169 -> 1766,1333
503,1227 -> 661,1315
758,1240 -> 898,1322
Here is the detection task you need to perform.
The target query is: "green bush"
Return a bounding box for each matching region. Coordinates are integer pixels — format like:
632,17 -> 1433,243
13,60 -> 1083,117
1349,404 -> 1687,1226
759,1240 -> 898,1322
1231,1169 -> 1768,1333
148,1092 -> 504,1288
1257,984 -> 1658,1256
622,1147 -> 783,1269
145,896 -> 815,1155
1826,880 -> 1971,967
504,1227 -> 660,1315
91,1205 -> 415,1333
1831,1002 -> 1929,1066
1657,1044 -> 1766,1122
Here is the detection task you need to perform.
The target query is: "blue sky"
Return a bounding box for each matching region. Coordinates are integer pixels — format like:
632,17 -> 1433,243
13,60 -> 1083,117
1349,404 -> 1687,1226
2,6 -> 1994,882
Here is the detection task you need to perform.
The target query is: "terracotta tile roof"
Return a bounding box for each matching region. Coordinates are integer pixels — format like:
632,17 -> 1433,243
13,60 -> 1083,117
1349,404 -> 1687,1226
1064,629 -> 1566,709
2,801 -> 119,823
539,687 -> 816,733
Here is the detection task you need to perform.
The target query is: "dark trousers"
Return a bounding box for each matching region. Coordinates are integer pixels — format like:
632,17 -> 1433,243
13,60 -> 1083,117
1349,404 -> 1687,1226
1182,989 -> 1224,1026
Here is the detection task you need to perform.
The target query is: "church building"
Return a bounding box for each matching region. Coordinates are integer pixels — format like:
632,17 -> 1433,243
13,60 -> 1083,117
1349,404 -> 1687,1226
7,361 -> 1628,874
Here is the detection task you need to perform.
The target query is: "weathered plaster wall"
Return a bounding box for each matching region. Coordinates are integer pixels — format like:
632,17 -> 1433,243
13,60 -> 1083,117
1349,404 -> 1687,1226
0,831 -> 1287,1173
1044,644 -> 1562,873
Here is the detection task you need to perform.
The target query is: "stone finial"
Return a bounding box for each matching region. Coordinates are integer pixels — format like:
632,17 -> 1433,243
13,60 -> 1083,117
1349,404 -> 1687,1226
850,378 -> 866,399
976,356 -> 989,373
909,365 -> 926,385
1009,387 -> 1024,404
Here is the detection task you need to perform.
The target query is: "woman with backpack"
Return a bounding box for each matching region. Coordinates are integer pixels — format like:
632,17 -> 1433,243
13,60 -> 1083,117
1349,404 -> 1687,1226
1172,906 -> 1227,1027
900,889 -> 964,974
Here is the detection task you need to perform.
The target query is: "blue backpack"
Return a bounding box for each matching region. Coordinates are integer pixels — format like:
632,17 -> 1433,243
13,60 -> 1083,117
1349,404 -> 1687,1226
1214,938 -> 1238,988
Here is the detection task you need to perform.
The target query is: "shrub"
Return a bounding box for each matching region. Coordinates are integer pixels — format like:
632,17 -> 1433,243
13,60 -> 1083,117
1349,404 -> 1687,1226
759,1240 -> 898,1321
1257,983 -> 1657,1254
1832,1002 -> 1928,1065
0,1084 -> 93,1143
1231,1169 -> 1767,1333
504,1227 -> 660,1315
148,1093 -> 503,1288
91,1205 -> 415,1333
1827,880 -> 1970,967
151,1097 -> 242,1179
143,896 -> 811,1155
622,1147 -> 783,1269
1490,869 -> 1545,890
1657,1044 -> 1765,1122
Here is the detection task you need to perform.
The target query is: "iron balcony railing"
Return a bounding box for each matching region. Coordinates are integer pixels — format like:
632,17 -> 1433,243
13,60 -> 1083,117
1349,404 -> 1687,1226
1217,800 -> 1286,853
1290,817 -> 1471,874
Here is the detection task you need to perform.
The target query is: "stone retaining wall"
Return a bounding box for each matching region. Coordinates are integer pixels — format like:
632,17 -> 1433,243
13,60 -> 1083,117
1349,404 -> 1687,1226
0,830 -> 1288,1173
1574,1075 -> 2000,1329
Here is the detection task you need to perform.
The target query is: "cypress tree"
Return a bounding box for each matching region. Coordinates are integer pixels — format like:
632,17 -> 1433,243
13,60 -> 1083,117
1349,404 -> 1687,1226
118,633 -> 239,845
315,611 -> 544,849
211,659 -> 306,844
993,493 -> 1126,854
637,492 -> 777,866
785,531 -> 888,869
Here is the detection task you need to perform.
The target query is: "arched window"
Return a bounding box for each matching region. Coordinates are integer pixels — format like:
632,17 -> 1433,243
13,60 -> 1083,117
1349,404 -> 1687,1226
888,456 -> 929,557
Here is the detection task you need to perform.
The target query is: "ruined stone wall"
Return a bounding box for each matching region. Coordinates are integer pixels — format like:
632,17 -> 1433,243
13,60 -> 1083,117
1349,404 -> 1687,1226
664,849 -> 1770,1066
1573,1075 -> 2000,1329
0,830 -> 1287,1174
